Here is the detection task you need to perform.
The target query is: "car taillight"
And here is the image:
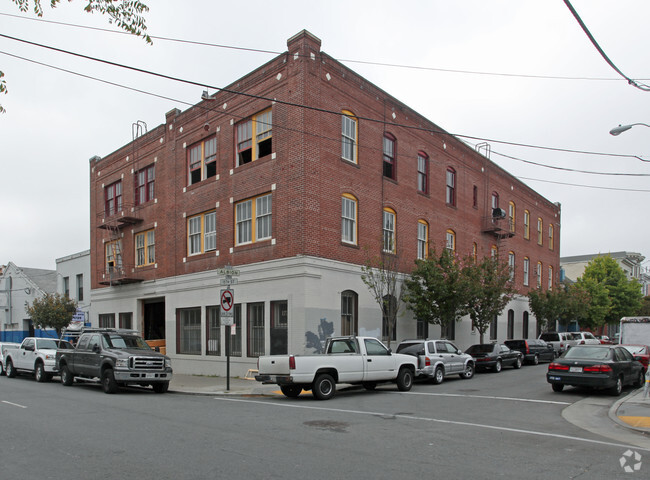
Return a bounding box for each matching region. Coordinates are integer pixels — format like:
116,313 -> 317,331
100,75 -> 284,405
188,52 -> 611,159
425,357 -> 431,367
289,355 -> 296,370
583,364 -> 612,373
549,363 -> 570,371
525,341 -> 530,354
579,340 -> 585,345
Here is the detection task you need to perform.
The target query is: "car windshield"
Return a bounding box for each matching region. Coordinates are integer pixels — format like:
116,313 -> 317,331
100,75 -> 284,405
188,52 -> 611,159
466,344 -> 495,354
102,334 -> 151,350
563,346 -> 610,360
621,345 -> 646,355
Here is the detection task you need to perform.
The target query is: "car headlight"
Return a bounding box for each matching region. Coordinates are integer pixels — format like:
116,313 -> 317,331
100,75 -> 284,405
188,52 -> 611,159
45,353 -> 55,360
165,358 -> 172,368
115,358 -> 129,368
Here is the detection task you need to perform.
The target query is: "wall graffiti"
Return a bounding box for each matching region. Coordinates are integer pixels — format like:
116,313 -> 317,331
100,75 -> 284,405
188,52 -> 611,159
305,317 -> 334,353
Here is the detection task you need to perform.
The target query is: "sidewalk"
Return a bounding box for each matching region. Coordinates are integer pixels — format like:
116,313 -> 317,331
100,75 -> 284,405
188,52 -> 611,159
168,373 -> 280,396
613,388 -> 650,433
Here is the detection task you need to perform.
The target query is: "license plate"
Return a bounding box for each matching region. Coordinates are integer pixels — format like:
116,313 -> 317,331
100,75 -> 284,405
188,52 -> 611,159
145,373 -> 157,379
569,366 -> 583,373
549,376 -> 561,381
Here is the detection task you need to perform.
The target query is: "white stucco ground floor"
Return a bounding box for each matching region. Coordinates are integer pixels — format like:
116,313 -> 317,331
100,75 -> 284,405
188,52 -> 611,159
90,255 -> 545,377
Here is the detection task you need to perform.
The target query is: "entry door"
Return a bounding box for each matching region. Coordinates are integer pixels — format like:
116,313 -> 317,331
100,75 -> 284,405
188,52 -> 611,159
363,338 -> 395,381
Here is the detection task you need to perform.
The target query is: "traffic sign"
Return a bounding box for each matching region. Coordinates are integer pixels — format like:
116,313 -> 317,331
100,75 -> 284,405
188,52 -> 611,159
217,268 -> 240,276
220,277 -> 238,285
220,289 -> 234,311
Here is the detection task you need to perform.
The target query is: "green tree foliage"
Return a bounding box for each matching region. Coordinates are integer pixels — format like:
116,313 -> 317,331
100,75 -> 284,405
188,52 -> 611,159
528,281 -> 591,331
26,292 -> 78,336
576,255 -> 643,327
636,296 -> 650,316
403,248 -> 473,337
465,255 -> 517,344
1,1 -> 151,113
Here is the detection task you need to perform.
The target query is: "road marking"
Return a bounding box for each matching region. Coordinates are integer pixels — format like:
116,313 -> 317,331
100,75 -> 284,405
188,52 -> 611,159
618,416 -> 650,428
2,400 -> 27,409
391,391 -> 571,405
214,397 -> 650,452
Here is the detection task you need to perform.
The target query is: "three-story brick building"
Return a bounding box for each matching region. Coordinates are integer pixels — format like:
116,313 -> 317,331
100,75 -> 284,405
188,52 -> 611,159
89,31 -> 561,375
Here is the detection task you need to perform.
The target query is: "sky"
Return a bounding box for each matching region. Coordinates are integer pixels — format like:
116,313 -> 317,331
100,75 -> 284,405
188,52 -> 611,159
1,0 -> 650,270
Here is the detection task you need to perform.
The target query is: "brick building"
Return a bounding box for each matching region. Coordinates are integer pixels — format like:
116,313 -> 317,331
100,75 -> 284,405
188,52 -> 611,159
89,30 -> 561,375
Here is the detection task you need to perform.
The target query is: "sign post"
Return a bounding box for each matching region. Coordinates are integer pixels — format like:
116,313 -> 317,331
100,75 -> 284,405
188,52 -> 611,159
219,265 -> 240,390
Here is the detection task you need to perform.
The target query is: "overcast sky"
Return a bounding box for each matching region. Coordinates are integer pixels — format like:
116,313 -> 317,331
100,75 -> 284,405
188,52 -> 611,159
1,0 -> 649,270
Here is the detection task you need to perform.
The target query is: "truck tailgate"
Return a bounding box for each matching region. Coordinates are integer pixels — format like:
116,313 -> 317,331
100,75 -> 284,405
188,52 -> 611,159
258,356 -> 292,375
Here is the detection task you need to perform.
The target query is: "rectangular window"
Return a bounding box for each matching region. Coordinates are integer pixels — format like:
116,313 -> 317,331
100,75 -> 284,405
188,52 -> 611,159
178,308 -> 201,355
383,135 -> 396,179
341,195 -> 357,244
229,304 -> 242,357
341,292 -> 358,336
473,185 -> 478,208
247,302 -> 265,357
206,306 -> 220,356
341,112 -> 357,163
63,276 -> 70,297
135,165 -> 155,205
524,210 -> 530,239
548,224 -> 554,250
235,194 -> 272,245
187,211 -> 216,256
508,252 -> 515,281
417,154 -> 428,193
523,257 -> 530,286
135,229 -> 155,266
537,262 -> 542,288
548,266 -> 553,289
446,230 -> 456,252
416,318 -> 429,339
104,181 -> 122,217
99,313 -> 115,328
417,221 -> 428,260
270,300 -> 288,355
76,274 -> 83,302
508,202 -> 515,233
119,312 -> 132,329
105,240 -> 122,272
537,218 -> 543,245
446,169 -> 456,206
236,109 -> 272,166
188,137 -> 217,185
441,320 -> 455,340
382,209 -> 396,253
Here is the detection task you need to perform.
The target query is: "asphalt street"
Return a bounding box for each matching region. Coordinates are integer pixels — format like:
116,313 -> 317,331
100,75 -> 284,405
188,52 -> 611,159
0,364 -> 648,479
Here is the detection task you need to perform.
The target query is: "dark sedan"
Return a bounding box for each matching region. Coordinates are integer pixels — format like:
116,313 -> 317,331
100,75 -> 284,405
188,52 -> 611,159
547,345 -> 645,395
465,343 -> 522,372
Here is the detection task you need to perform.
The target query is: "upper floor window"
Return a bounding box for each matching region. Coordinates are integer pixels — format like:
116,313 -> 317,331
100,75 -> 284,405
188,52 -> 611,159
236,109 -> 272,166
382,208 -> 396,253
523,257 -> 530,286
341,110 -> 358,163
135,165 -> 155,205
524,210 -> 530,240
188,137 -> 217,184
63,276 -> 69,297
508,251 -> 515,280
472,242 -> 478,263
548,224 -> 554,250
105,240 -> 122,271
341,194 -> 358,245
548,265 -> 554,289
341,290 -> 358,336
76,274 -> 83,302
473,185 -> 478,208
492,192 -> 499,209
417,220 -> 428,260
236,194 -> 272,245
417,153 -> 428,194
383,134 -> 396,180
508,201 -> 515,233
104,180 -> 122,217
537,218 -> 543,245
135,229 -> 156,266
491,245 -> 498,258
537,261 -> 543,288
445,229 -> 456,252
188,211 -> 217,256
446,168 -> 456,206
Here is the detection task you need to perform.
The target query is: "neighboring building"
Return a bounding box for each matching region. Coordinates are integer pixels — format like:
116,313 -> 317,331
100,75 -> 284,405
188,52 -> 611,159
89,30 -> 561,375
0,262 -> 57,341
56,250 -> 91,327
561,252 -> 646,287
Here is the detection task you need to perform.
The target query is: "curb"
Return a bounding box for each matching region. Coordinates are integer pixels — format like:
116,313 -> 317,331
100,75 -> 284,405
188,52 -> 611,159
609,388 -> 650,436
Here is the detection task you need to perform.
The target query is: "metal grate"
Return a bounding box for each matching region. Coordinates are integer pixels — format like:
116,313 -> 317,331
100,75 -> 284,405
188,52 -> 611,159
131,356 -> 165,370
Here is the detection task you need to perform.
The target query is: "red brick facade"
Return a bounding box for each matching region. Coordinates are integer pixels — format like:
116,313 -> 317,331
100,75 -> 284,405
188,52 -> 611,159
90,30 -> 560,294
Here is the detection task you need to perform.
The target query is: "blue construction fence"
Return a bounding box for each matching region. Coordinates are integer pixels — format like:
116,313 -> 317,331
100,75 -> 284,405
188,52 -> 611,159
0,328 -> 58,343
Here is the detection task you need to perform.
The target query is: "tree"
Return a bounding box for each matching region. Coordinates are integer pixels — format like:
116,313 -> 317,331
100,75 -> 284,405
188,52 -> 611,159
465,255 -> 516,344
403,248 -> 473,338
637,296 -> 650,316
361,250 -> 404,348
26,292 -> 78,336
1,1 -> 151,113
528,281 -> 591,331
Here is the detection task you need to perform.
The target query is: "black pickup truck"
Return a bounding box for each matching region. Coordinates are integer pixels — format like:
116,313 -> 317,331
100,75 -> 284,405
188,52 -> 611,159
56,329 -> 173,394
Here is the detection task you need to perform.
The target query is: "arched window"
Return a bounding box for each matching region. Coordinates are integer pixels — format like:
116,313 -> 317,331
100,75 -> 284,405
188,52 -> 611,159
524,210 -> 530,240
417,220 -> 429,260
548,224 -> 554,250
537,217 -> 543,245
508,251 -> 515,280
508,201 -> 515,233
548,265 -> 553,289
341,290 -> 358,336
537,261 -> 543,288
383,207 -> 396,253
507,310 -> 515,339
523,257 -> 530,286
446,229 -> 456,252
341,110 -> 358,163
341,194 -> 358,245
523,312 -> 529,339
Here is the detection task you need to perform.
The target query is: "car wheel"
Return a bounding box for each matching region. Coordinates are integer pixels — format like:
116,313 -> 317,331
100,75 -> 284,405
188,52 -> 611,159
459,363 -> 475,379
362,382 -> 377,391
101,368 -> 119,394
280,385 -> 302,397
152,382 -> 169,394
552,383 -> 564,392
60,364 -> 74,386
493,360 -> 502,373
532,354 -> 539,365
432,366 -> 444,384
513,356 -> 522,369
34,362 -> 49,383
633,370 -> 644,388
609,376 -> 623,396
312,373 -> 336,400
5,359 -> 16,378
396,367 -> 414,391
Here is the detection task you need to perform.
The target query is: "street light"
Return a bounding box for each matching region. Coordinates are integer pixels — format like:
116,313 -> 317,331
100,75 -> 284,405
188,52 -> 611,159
609,123 -> 650,136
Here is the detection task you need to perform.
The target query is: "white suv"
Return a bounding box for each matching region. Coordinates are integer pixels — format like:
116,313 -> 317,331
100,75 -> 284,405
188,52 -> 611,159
396,339 -> 475,384
570,331 -> 601,346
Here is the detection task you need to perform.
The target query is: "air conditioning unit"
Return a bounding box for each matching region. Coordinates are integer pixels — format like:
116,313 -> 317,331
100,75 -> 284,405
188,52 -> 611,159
492,208 -> 507,219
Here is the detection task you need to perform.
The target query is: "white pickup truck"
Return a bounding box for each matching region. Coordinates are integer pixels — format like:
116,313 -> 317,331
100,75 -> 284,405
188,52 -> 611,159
255,336 -> 418,400
2,337 -> 73,382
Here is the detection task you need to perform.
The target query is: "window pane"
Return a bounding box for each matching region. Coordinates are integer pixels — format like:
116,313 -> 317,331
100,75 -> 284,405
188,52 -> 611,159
204,212 -> 216,251
236,201 -> 252,244
189,216 -> 201,254
256,195 -> 272,240
341,115 -> 356,162
341,197 -> 356,244
207,306 -> 220,356
247,303 -> 265,357
179,308 -> 201,355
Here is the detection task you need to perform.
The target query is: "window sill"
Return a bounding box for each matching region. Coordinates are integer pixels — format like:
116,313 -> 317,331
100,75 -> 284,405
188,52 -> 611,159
235,152 -> 275,171
417,190 -> 430,198
341,158 -> 360,168
341,241 -> 360,249
383,176 -> 398,185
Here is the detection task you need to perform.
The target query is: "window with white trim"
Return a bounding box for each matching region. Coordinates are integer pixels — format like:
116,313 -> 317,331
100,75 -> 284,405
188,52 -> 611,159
523,257 -> 530,286
235,194 -> 272,245
417,153 -> 428,193
537,261 -> 543,288
537,218 -> 543,245
524,210 -> 530,239
341,194 -> 357,244
508,251 -> 515,280
383,208 -> 396,253
446,229 -> 456,252
383,134 -> 396,180
341,111 -> 358,163
187,211 -> 217,255
417,220 -> 428,260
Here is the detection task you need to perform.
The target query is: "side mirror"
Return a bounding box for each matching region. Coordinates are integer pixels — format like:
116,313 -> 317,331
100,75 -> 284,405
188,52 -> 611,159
457,349 -> 462,355
24,345 -> 35,352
